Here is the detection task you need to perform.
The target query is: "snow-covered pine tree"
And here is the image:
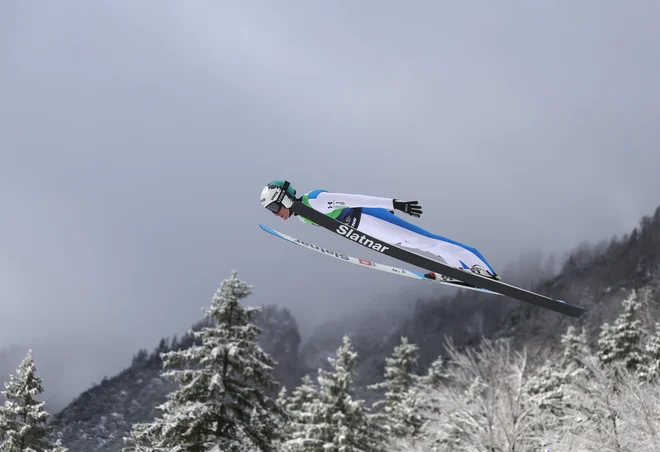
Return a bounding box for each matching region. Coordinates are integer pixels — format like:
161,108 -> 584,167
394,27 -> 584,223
368,336 -> 424,437
276,386 -> 288,412
525,358 -> 564,415
524,324 -> 594,444
278,375 -> 320,451
0,350 -> 67,452
424,355 -> 444,389
639,322 -> 660,382
410,354 -> 445,421
560,325 -> 591,379
597,289 -> 648,372
292,335 -> 385,452
123,270 -> 283,452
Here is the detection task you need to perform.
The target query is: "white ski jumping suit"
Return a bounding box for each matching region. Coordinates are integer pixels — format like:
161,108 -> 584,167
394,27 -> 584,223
297,189 -> 497,276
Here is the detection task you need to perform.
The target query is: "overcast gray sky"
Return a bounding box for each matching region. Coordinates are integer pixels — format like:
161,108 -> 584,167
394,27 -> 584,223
2,0 -> 660,410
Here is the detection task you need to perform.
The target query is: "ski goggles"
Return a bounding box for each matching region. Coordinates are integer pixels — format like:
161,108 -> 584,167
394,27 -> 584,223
265,201 -> 282,213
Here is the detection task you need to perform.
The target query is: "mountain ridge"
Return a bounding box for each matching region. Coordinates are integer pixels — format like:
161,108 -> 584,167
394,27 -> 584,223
25,204 -> 660,452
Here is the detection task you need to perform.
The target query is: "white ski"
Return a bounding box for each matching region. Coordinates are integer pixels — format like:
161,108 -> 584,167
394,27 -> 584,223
259,224 -> 502,296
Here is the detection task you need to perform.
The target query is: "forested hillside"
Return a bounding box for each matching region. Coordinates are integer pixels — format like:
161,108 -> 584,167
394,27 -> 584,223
3,206 -> 660,451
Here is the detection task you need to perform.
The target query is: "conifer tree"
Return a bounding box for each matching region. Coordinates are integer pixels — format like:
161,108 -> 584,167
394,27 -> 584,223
368,336 -> 423,436
564,325 -> 591,370
276,386 -> 288,412
123,270 -> 283,452
289,336 -> 384,452
278,375 -> 320,451
639,322 -> 660,382
560,325 -> 591,379
525,358 -> 565,414
597,289 -> 648,371
424,355 -> 444,389
525,325 -> 592,428
415,354 -> 445,417
0,350 -> 67,452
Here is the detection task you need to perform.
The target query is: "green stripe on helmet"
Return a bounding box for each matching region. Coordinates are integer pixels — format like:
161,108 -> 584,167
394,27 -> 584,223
267,180 -> 296,197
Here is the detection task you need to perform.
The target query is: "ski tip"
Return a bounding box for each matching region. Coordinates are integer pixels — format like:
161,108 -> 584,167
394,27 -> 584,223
573,309 -> 588,318
259,224 -> 292,242
555,298 -> 585,309
556,299 -> 588,318
259,223 -> 278,236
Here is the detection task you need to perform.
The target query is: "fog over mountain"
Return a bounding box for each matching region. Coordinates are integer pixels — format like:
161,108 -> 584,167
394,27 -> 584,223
2,0 -> 660,412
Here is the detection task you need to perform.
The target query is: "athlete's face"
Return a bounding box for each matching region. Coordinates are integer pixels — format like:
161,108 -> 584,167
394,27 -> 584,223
275,206 -> 291,220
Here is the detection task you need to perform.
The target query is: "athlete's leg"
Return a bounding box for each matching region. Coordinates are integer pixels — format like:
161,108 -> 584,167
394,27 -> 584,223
359,208 -> 498,277
356,209 -> 465,268
354,212 -> 411,246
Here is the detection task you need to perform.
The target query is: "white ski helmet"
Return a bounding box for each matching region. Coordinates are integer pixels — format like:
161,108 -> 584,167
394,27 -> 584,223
260,180 -> 297,213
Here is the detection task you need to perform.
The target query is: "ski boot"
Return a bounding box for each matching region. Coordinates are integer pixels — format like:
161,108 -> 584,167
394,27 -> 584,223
470,264 -> 502,280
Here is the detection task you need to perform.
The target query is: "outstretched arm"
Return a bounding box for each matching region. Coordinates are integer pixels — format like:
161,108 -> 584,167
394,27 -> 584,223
312,192 -> 423,217
315,191 -> 393,210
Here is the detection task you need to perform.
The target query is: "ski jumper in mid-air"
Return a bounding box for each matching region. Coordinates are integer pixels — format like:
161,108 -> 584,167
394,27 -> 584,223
260,180 -> 500,280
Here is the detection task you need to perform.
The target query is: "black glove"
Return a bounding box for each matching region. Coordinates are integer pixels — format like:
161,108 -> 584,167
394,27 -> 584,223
393,199 -> 422,217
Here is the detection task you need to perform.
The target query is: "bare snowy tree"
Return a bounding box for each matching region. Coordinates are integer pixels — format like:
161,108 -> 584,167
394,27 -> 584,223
541,356 -> 660,451
390,338 -> 552,452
